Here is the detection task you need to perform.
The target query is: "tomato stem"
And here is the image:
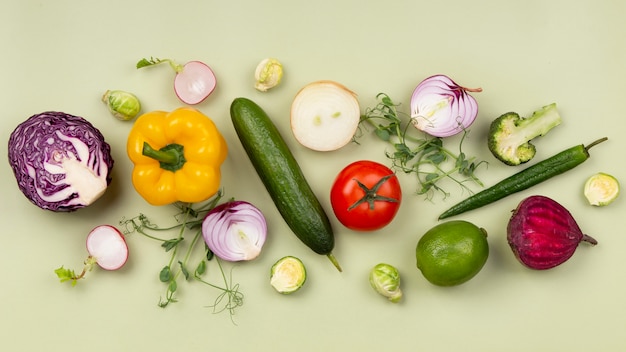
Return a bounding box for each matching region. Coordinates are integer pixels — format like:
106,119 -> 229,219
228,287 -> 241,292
348,174 -> 399,211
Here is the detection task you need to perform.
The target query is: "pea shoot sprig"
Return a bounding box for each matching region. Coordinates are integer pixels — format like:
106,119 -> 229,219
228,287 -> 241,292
120,190 -> 243,322
357,93 -> 486,199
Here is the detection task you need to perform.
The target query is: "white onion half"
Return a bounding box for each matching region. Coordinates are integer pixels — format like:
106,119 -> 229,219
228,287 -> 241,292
410,74 -> 481,137
202,201 -> 267,262
291,80 -> 360,151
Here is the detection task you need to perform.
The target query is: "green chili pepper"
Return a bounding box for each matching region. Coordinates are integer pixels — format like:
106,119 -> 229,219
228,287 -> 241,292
439,137 -> 608,220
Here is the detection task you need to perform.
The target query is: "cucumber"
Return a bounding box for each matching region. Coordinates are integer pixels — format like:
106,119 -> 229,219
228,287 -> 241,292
230,97 -> 342,272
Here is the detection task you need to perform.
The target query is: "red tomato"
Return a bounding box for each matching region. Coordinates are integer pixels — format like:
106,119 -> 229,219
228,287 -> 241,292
330,160 -> 402,231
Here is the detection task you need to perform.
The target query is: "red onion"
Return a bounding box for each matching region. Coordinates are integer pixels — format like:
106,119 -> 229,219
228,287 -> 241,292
202,201 -> 267,262
507,195 -> 598,270
410,74 -> 481,137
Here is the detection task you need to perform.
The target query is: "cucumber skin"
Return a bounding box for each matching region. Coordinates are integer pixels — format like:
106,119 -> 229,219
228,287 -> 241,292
230,97 -> 334,255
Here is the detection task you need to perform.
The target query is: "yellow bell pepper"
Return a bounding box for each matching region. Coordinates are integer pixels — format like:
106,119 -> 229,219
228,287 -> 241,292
127,107 -> 227,206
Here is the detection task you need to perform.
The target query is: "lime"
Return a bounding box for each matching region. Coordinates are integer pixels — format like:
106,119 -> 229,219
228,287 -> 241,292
416,220 -> 489,286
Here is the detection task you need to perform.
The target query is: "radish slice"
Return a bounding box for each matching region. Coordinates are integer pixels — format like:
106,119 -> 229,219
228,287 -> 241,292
86,225 -> 129,271
290,80 -> 360,151
137,57 -> 218,105
174,61 -> 217,105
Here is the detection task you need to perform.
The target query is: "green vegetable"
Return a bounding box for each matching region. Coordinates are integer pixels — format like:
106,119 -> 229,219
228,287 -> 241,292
119,192 -> 244,321
54,257 -> 98,287
358,93 -> 486,200
584,172 -> 620,206
369,263 -> 402,303
439,137 -> 608,219
102,90 -> 141,121
230,97 -> 341,271
254,58 -> 283,92
487,103 -> 561,166
270,256 -> 307,294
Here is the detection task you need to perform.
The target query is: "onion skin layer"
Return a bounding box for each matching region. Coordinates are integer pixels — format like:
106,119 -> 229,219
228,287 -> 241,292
507,195 -> 597,270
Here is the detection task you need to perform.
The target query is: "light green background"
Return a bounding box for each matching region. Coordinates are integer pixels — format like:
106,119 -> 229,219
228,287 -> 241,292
2,1 -> 625,351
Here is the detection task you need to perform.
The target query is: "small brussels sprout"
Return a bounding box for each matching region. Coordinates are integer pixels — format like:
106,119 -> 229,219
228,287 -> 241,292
584,172 -> 620,206
254,58 -> 283,92
270,256 -> 306,294
369,263 -> 402,303
102,90 -> 142,121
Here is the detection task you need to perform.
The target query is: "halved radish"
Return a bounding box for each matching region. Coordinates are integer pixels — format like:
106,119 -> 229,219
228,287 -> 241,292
136,57 -> 217,105
173,61 -> 217,105
290,80 -> 360,151
86,225 -> 129,270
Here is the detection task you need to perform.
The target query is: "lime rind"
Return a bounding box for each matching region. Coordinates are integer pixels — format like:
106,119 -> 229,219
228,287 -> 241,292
270,256 -> 306,294
584,172 -> 620,207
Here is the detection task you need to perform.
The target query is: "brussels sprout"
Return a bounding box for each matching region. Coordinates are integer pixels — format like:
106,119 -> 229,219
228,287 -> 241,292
584,172 -> 620,206
254,58 -> 283,92
369,263 -> 402,303
102,90 -> 141,121
270,256 -> 306,294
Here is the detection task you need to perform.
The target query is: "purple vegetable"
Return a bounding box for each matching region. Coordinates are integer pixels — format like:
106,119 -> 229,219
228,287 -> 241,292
202,200 -> 267,262
410,74 -> 481,137
507,195 -> 597,270
7,111 -> 114,212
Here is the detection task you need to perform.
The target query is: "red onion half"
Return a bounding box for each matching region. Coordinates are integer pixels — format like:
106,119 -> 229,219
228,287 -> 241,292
202,201 -> 267,262
410,74 -> 481,137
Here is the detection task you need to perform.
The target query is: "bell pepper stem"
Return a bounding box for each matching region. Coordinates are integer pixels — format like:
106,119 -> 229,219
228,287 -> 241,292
142,142 -> 186,172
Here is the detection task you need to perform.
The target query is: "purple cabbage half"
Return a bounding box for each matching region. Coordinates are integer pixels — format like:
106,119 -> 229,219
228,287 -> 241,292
8,111 -> 114,212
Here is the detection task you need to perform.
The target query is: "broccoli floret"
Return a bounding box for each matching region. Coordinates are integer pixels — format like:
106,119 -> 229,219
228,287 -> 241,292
487,103 -> 562,166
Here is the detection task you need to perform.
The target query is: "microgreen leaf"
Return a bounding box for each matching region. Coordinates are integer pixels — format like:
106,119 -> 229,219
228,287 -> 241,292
179,261 -> 190,281
195,260 -> 207,276
426,152 -> 446,165
159,266 -> 171,282
162,238 -> 183,252
375,129 -> 391,141
136,59 -> 151,68
168,280 -> 177,294
206,249 -> 215,261
54,266 -> 78,286
136,57 -> 163,69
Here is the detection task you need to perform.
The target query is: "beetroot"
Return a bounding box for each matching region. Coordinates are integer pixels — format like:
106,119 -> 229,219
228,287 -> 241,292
507,195 -> 597,270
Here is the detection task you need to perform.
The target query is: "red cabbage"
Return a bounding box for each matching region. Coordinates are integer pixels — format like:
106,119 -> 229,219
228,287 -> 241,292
7,111 -> 114,212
